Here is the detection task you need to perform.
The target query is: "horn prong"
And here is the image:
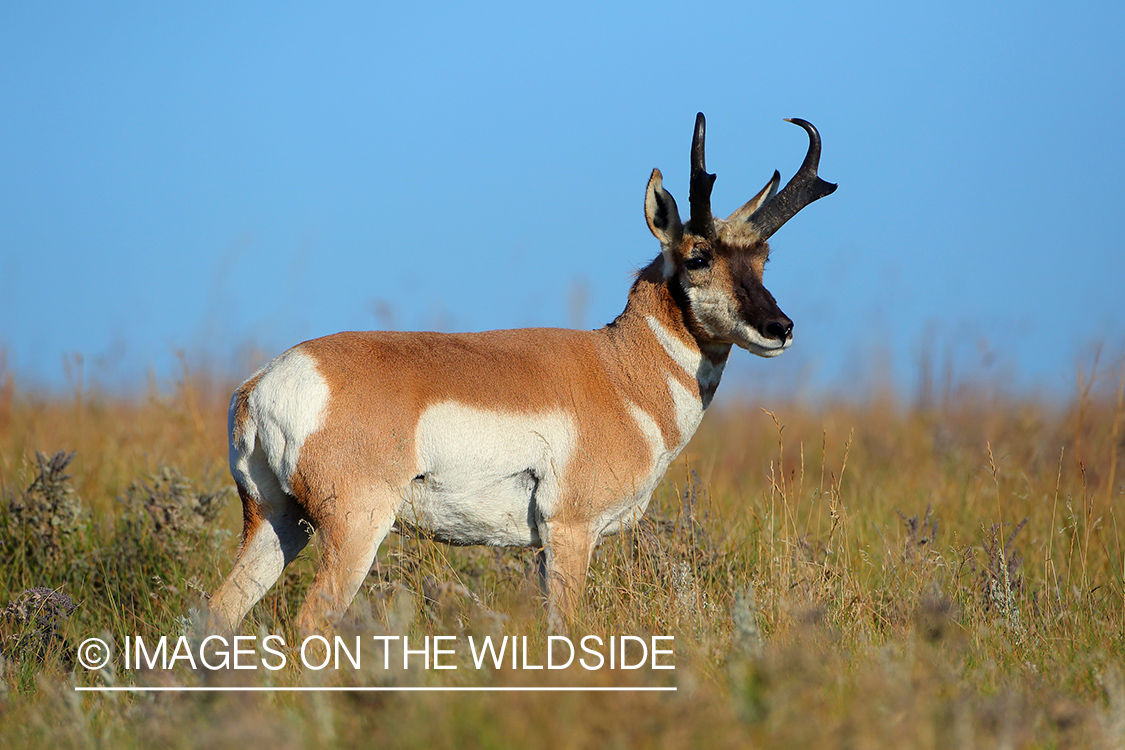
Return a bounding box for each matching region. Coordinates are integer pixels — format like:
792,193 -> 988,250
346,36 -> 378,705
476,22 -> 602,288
744,118 -> 836,240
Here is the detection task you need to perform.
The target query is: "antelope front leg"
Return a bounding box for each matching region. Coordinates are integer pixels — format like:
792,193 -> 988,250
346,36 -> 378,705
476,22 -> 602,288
540,520 -> 596,632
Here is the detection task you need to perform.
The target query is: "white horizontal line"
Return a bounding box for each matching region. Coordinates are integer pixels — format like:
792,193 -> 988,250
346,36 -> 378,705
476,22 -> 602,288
75,686 -> 676,693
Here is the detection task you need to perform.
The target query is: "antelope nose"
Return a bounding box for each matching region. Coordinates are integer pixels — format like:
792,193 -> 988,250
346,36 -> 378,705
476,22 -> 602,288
765,320 -> 793,342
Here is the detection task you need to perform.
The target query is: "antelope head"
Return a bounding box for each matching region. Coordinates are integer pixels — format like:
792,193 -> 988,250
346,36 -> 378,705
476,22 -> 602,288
644,113 -> 836,357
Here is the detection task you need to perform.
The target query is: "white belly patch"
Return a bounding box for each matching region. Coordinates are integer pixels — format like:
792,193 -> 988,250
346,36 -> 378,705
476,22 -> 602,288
398,402 -> 576,546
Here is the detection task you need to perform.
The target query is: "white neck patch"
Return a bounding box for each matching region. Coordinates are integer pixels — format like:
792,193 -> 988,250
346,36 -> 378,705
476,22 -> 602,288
645,315 -> 725,395
667,375 -> 705,445
646,316 -> 703,376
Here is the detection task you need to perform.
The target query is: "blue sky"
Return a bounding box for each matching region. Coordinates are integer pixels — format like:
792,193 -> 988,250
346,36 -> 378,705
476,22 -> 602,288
1,2 -> 1122,401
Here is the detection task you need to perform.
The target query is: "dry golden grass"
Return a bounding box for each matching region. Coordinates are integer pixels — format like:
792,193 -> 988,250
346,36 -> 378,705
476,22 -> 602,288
0,357 -> 1123,749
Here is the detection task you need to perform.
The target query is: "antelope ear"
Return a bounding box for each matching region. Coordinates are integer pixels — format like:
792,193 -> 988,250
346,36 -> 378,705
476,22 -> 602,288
644,168 -> 682,247
726,170 -> 781,224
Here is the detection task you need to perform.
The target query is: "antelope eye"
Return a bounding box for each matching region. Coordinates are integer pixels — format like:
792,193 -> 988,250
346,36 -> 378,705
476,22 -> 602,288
683,255 -> 711,271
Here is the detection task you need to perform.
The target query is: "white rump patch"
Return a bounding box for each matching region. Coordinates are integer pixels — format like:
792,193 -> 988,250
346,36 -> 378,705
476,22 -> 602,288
231,349 -> 330,497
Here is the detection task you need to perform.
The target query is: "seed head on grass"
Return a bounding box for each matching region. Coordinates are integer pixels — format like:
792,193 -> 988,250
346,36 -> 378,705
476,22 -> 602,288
897,503 -> 939,564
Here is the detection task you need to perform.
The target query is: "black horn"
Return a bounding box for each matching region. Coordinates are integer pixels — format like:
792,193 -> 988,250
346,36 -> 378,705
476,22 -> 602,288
688,112 -> 717,238
745,118 -> 837,240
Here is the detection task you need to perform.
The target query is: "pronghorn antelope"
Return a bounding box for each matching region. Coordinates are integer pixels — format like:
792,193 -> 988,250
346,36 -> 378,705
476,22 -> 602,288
208,113 -> 836,633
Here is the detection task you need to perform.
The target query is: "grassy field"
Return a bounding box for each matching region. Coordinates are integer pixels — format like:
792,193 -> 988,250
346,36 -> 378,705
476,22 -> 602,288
0,358 -> 1123,749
